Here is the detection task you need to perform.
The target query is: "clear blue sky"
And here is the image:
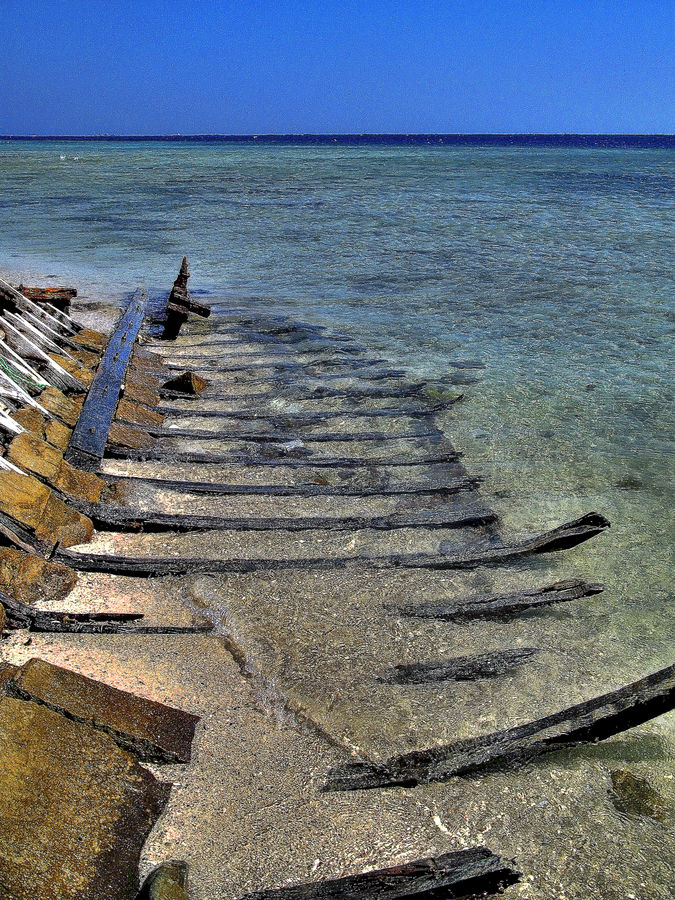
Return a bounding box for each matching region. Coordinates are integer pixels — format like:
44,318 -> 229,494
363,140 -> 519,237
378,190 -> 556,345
1,0 -> 673,134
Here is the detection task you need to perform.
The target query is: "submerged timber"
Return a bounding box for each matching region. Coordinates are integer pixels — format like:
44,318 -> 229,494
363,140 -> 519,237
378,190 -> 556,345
0,259 -> 671,899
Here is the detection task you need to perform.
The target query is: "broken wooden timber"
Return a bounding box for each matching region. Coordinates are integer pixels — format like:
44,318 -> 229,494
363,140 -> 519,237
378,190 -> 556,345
66,290 -> 148,470
0,276 -> 79,336
323,663 -> 675,791
379,648 -> 541,685
5,657 -> 200,763
18,284 -> 77,312
153,400 -> 457,422
162,257 -> 209,339
55,512 -> 608,576
76,498 -> 497,534
105,473 -> 473,499
0,589 -> 214,635
397,579 -> 605,621
158,383 -> 428,402
104,448 -> 465,468
237,848 -> 520,900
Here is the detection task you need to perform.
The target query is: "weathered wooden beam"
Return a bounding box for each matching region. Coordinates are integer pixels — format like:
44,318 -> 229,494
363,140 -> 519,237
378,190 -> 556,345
65,290 -> 148,470
237,848 -> 520,900
106,473 -> 471,499
78,499 -> 497,534
55,512 -> 606,576
18,285 -> 77,312
158,384 -> 427,403
104,447 -> 467,468
378,648 -> 540,685
0,592 -> 213,634
397,579 -> 605,621
323,663 -> 675,791
153,401 -> 454,423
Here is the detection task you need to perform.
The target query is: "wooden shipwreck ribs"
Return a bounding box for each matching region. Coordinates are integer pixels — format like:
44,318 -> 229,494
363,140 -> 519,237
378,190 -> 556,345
0,259 -> 671,899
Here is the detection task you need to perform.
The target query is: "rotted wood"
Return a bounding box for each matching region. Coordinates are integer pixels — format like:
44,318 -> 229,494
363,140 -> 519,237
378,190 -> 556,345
162,258 -> 209,339
159,383 -> 428,402
237,848 -> 520,900
144,426 -> 443,444
76,498 -> 497,534
323,663 -> 675,791
55,512 -> 607,576
153,399 -> 458,422
378,648 -> 541,685
0,276 -> 78,336
163,357 -> 390,374
0,591 -> 213,635
105,447 -> 465,468
66,290 -> 148,470
106,472 -> 475,499
18,285 -> 77,312
397,579 -> 605,622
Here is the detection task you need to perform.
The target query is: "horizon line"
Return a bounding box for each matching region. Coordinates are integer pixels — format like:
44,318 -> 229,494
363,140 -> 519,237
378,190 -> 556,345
2,131 -> 674,138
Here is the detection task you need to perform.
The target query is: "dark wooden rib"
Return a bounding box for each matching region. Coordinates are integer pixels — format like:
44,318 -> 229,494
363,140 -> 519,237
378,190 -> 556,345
379,648 -> 540,685
153,403 -> 452,421
65,290 -> 148,470
398,579 -> 605,621
237,848 -> 520,900
323,663 -> 675,791
105,474 -> 472,499
105,448 -> 465,468
55,512 -> 608,576
78,501 -> 497,534
164,357 -> 390,373
140,424 -> 442,443
159,384 -> 428,402
0,591 -> 213,634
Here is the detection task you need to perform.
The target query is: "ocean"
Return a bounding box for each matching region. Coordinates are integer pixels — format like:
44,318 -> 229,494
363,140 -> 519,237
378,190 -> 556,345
1,138 -> 673,895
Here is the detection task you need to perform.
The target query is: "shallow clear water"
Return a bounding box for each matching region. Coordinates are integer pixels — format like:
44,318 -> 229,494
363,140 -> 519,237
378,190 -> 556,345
1,140 -> 674,894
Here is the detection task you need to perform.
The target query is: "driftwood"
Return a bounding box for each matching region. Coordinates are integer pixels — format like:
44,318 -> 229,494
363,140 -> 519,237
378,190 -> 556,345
79,499 -> 497,534
237,848 -> 520,900
323,663 -> 675,791
18,285 -> 77,312
65,290 -> 148,470
162,258 -> 209,339
379,648 -> 540,685
159,384 -> 428,402
164,358 -> 389,374
398,579 -> 605,621
55,512 -> 606,576
0,591 -> 213,634
146,427 -> 443,444
153,401 -> 455,422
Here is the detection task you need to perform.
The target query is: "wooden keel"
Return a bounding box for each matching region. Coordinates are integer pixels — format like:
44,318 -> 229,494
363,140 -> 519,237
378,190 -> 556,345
322,663 -> 675,791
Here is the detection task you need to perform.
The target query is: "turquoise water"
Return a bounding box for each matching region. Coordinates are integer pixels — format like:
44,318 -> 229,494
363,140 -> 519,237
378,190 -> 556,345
1,140 -> 674,892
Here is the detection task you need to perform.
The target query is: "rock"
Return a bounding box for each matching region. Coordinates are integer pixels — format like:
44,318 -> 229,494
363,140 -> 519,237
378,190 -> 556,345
0,605 -> 5,637
162,371 -> 208,396
123,379 -> 162,407
0,696 -> 170,900
11,407 -> 73,451
0,660 -> 17,688
7,658 -> 200,763
136,861 -> 190,899
48,352 -> 95,387
0,547 -> 78,605
610,769 -> 669,823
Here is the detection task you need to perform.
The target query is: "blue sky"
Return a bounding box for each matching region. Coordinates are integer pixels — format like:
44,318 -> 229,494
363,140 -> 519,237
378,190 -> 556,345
1,0 -> 673,134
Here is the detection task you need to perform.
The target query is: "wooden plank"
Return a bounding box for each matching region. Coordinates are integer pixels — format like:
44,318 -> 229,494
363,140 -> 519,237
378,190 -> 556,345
378,648 -> 540,685
66,290 -> 148,470
323,663 -> 675,791
237,849 -> 520,900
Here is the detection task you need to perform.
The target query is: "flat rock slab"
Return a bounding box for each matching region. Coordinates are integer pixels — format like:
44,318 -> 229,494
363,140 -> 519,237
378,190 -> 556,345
8,431 -> 108,503
7,657 -> 200,763
0,696 -> 169,900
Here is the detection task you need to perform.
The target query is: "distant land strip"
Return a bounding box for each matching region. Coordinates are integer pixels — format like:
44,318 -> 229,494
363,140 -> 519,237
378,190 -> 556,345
1,133 -> 673,147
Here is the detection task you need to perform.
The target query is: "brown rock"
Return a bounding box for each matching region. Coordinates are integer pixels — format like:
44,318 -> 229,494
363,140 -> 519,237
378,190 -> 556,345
0,696 -> 170,900
0,605 -> 5,638
69,346 -> 101,368
45,418 -> 73,450
0,660 -> 17,688
162,371 -> 208,395
0,547 -> 78,605
8,658 -> 200,763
